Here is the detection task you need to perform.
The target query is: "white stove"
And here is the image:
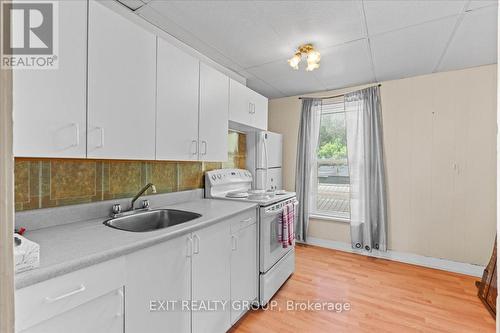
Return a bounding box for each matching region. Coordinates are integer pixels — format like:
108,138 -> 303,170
205,168 -> 296,206
205,168 -> 297,305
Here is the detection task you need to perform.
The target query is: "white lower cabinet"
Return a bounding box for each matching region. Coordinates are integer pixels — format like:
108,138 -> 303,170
230,216 -> 258,324
16,210 -> 258,333
15,257 -> 125,333
19,288 -> 124,333
191,220 -> 232,333
125,236 -> 191,333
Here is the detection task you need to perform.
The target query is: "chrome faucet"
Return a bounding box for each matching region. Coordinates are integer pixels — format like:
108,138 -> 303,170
128,183 -> 157,211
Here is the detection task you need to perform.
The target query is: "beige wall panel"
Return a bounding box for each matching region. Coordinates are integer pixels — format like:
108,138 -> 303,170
269,65 -> 497,265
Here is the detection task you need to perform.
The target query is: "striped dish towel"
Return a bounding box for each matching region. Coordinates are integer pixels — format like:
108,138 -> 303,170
279,202 -> 297,248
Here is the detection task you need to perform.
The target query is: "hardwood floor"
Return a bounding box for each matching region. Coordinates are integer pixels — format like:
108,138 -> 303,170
230,244 -> 495,333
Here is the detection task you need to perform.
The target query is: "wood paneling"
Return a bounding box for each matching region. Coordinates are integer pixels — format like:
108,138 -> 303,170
230,244 -> 495,333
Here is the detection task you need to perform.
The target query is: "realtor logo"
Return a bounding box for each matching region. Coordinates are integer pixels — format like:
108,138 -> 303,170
1,1 -> 58,69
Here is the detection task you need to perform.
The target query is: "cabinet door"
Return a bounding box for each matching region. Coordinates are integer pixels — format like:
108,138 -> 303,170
20,288 -> 124,333
125,236 -> 191,333
156,38 -> 200,161
13,0 -> 87,158
199,63 -> 229,161
88,0 -> 156,160
251,91 -> 268,131
192,221 -> 231,333
229,79 -> 252,126
231,223 -> 258,324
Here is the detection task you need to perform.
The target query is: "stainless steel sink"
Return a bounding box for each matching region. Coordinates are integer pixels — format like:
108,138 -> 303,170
103,209 -> 201,232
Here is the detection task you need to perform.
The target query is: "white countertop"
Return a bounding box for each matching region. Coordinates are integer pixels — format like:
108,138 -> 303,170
15,199 -> 257,289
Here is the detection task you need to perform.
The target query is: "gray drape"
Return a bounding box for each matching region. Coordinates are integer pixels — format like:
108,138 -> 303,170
345,86 -> 387,252
295,98 -> 321,242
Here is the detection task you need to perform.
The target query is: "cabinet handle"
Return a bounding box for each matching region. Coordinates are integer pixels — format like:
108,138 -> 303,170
241,218 -> 253,224
191,140 -> 198,156
231,235 -> 238,251
201,141 -> 207,155
45,284 -> 86,303
70,123 -> 80,147
96,127 -> 105,148
193,234 -> 200,254
186,236 -> 193,257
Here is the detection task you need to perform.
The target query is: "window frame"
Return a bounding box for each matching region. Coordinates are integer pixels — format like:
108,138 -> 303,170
309,97 -> 351,222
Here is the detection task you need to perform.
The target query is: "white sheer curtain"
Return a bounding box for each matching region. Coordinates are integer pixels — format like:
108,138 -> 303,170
295,98 -> 322,242
345,86 -> 387,251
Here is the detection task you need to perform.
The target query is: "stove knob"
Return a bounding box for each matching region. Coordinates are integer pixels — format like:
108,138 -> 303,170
212,175 -> 216,181
217,174 -> 222,179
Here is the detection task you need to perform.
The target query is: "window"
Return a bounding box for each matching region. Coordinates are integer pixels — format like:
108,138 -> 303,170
311,97 -> 350,220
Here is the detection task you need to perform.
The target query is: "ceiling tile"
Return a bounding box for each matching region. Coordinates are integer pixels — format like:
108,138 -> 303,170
364,0 -> 466,36
245,57 -> 321,84
314,39 -> 375,90
438,6 -> 497,71
253,1 -> 365,50
467,0 -> 498,11
266,74 -> 326,97
133,0 -> 497,99
146,1 -> 287,68
246,78 -> 285,99
371,16 -> 458,82
138,5 -> 245,74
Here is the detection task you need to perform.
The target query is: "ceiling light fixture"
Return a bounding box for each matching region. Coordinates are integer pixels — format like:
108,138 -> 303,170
288,44 -> 321,71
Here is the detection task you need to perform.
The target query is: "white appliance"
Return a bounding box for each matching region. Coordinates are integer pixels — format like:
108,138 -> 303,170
246,131 -> 283,191
205,168 -> 297,305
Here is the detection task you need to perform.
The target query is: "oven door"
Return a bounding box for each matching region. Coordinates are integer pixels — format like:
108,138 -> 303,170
259,199 -> 297,273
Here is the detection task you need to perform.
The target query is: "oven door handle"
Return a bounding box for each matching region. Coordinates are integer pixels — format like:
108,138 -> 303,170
264,200 -> 299,215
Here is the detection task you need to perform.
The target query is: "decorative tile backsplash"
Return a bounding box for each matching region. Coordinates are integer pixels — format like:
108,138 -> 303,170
15,131 -> 246,211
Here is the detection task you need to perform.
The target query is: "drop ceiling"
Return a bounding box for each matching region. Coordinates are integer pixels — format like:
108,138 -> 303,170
127,0 -> 497,98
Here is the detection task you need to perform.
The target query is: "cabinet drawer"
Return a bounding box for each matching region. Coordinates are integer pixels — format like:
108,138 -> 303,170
230,209 -> 257,233
19,288 -> 124,333
16,257 -> 125,331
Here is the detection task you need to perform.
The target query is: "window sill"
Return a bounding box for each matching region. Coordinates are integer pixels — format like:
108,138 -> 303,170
309,214 -> 350,223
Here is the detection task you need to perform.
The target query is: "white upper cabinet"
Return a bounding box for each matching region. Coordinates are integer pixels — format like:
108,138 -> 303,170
251,90 -> 269,130
87,0 -> 156,160
199,63 -> 229,161
13,0 -> 87,158
229,79 -> 268,131
156,38 -> 200,161
228,79 -> 251,126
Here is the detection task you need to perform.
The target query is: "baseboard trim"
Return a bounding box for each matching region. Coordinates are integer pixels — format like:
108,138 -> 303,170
304,237 -> 485,277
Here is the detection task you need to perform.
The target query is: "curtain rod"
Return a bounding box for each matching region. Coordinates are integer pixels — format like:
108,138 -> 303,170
298,84 -> 382,100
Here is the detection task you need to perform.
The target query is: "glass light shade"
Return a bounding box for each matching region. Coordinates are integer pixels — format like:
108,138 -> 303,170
306,61 -> 320,71
288,54 -> 301,70
307,50 -> 321,63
